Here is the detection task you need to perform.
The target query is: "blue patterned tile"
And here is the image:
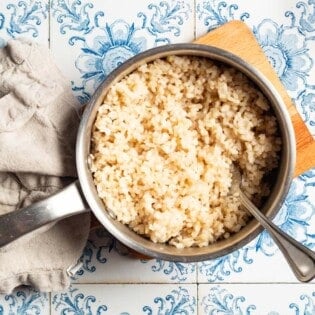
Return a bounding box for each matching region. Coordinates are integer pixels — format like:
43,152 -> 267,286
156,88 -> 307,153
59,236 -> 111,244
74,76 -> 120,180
73,227 -> 197,284
196,0 -> 315,136
195,0 -> 250,37
50,0 -> 194,103
252,0 -> 315,136
253,19 -> 312,95
0,288 -> 49,314
52,284 -> 197,314
198,284 -> 315,314
0,0 -> 49,47
52,285 -> 107,314
199,285 -> 257,314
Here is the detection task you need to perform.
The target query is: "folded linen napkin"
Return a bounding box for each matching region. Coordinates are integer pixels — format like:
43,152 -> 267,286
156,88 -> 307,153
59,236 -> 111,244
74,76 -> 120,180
0,38 -> 90,293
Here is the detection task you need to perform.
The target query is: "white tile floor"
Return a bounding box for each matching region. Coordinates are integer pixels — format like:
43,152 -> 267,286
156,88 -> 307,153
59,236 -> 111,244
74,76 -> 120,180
1,0 -> 315,314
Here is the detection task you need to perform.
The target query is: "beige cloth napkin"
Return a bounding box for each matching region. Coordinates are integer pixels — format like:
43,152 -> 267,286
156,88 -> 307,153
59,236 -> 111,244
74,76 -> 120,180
0,38 -> 90,293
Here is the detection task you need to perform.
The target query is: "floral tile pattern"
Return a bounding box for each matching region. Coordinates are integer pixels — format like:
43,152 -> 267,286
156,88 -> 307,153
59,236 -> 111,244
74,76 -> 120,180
72,227 -> 197,284
0,287 -> 49,314
1,0 -> 315,314
196,0 -> 315,135
0,0 -> 49,47
198,284 -> 315,314
52,284 -> 197,315
49,0 -> 194,103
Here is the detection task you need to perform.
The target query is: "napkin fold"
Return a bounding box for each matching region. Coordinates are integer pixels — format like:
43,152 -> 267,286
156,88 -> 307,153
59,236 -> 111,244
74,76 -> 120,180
0,38 -> 90,293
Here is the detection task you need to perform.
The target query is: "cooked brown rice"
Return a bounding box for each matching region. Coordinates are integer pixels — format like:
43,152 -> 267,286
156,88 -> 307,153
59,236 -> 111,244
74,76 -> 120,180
90,55 -> 281,248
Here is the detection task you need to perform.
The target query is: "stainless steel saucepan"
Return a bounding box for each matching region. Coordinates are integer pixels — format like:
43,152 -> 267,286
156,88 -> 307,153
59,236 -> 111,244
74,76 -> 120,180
0,44 -> 297,269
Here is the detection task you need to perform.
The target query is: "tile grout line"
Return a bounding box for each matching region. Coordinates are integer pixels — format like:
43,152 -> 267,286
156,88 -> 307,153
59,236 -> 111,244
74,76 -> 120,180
74,282 -> 197,290
197,283 -> 199,315
61,281 -> 313,286
49,292 -> 52,315
48,0 -> 51,50
196,262 -> 199,315
47,3 -> 51,315
196,281 -> 308,285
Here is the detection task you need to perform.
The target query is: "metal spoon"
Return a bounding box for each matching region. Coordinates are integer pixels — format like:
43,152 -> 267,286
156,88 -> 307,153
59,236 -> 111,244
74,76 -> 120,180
233,167 -> 315,282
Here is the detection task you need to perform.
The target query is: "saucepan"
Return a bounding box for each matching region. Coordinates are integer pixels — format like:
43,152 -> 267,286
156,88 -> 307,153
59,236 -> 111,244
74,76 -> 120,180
0,44 -> 296,266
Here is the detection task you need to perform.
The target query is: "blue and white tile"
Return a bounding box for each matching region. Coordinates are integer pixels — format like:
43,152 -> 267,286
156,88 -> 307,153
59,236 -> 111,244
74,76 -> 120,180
196,0 -> 315,136
0,0 -> 49,48
0,288 -> 49,315
198,170 -> 315,283
52,284 -> 197,314
73,227 -> 197,284
199,284 -> 315,314
198,240 -> 302,284
50,0 -> 194,104
251,3 -> 315,135
195,0 -> 252,38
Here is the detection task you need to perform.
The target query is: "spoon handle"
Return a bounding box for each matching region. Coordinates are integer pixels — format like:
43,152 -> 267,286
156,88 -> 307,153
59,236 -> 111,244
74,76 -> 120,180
239,190 -> 315,282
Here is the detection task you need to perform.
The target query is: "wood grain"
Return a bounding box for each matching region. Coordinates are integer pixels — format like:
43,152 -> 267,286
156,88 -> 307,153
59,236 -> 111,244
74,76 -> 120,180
194,20 -> 315,177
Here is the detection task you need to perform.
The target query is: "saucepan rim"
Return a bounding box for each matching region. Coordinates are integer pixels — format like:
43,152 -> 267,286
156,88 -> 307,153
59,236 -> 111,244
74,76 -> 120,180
76,43 -> 296,262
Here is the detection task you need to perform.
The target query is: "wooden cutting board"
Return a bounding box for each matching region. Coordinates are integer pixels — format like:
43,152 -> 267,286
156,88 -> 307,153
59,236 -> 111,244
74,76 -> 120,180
194,20 -> 315,177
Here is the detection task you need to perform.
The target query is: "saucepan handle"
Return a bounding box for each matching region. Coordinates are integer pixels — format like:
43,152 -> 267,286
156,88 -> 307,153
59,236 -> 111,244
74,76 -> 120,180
0,180 -> 89,248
